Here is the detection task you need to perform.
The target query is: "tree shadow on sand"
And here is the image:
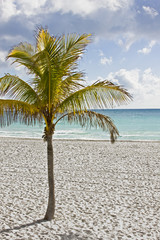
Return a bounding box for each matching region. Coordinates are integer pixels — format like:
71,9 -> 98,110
0,221 -> 87,240
0,218 -> 45,233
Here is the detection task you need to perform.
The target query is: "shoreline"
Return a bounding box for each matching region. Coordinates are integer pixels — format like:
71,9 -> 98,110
0,136 -> 160,143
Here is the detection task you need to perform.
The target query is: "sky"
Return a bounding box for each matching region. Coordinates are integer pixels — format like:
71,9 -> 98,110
0,0 -> 160,109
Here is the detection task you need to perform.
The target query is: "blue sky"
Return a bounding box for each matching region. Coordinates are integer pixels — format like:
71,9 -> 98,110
0,0 -> 160,108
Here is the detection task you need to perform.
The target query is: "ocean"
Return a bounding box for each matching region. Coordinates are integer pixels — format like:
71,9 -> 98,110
0,109 -> 160,141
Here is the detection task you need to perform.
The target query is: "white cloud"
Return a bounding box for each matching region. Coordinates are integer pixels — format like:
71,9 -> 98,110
17,0 -> 46,17
0,0 -> 19,21
143,68 -> 160,85
101,56 -> 112,65
1,0 -> 158,53
143,6 -> 159,18
1,34 -> 26,42
0,50 -> 8,62
107,68 -> 141,92
106,68 -> 160,107
138,47 -> 150,54
0,0 -> 47,21
50,0 -> 134,16
118,33 -> 137,51
99,51 -> 112,65
0,0 -> 134,21
138,40 -> 156,54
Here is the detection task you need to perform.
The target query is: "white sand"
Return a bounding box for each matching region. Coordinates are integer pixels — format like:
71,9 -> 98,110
0,137 -> 160,240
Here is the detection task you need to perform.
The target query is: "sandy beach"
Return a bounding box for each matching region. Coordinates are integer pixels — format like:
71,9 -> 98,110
0,137 -> 160,239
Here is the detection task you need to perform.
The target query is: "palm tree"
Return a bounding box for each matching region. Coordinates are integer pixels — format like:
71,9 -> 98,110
0,28 -> 132,220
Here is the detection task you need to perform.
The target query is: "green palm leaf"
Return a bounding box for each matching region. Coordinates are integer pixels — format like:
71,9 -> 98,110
7,43 -> 42,77
60,33 -> 91,71
58,80 -> 132,113
55,110 -> 119,143
0,74 -> 40,105
0,99 -> 42,127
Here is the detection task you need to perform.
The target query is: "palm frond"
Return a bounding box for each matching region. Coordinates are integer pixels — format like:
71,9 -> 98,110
33,30 -> 91,107
57,80 -> 132,113
55,110 -> 119,143
33,32 -> 64,106
36,28 -> 54,52
60,33 -> 91,71
30,50 -> 56,107
8,42 -> 35,56
7,43 -> 42,77
0,99 -> 42,127
35,29 -> 64,67
52,72 -> 85,105
0,75 -> 40,105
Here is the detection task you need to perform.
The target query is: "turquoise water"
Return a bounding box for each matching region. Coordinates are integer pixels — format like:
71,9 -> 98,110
0,109 -> 160,141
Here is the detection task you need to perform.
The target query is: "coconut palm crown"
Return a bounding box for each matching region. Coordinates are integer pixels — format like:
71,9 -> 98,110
0,28 -> 132,220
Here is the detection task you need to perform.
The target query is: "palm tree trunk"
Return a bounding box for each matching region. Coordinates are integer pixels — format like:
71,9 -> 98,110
44,134 -> 55,220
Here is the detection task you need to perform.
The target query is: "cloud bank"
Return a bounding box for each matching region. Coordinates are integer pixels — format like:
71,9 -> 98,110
107,68 -> 160,108
0,0 -> 160,108
1,0 -> 160,50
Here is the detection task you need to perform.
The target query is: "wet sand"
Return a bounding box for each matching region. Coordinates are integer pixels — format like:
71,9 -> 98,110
0,138 -> 160,239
